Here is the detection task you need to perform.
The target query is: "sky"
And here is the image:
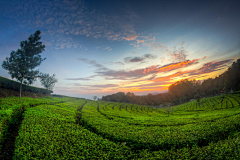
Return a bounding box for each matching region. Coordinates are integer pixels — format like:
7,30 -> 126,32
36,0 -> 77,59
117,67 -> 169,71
0,0 -> 239,99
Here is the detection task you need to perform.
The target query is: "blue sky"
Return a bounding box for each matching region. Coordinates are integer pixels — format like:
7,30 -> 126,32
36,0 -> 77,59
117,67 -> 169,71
0,0 -> 239,99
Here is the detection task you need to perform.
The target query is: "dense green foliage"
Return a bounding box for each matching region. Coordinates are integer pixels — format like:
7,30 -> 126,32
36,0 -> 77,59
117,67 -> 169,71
0,96 -> 73,151
0,76 -> 52,95
2,92 -> 237,159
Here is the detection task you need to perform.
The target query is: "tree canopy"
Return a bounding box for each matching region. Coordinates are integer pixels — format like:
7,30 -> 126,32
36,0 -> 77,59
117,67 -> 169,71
2,30 -> 46,97
39,73 -> 58,91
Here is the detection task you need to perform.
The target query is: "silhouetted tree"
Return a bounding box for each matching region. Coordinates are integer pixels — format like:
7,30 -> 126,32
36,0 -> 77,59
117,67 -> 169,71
93,96 -> 98,101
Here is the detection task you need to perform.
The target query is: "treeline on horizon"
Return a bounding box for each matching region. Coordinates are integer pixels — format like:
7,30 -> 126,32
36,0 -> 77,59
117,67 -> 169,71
101,59 -> 240,106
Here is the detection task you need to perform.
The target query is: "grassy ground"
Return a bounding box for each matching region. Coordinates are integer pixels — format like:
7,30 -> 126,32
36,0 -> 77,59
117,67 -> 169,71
0,92 -> 239,159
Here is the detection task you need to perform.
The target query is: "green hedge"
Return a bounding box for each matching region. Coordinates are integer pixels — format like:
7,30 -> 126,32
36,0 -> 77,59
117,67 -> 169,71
0,76 -> 52,95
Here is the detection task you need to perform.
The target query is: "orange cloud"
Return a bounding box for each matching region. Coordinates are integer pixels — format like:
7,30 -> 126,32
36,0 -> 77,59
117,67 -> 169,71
122,35 -> 138,41
137,40 -> 144,43
155,59 -> 199,73
153,71 -> 190,82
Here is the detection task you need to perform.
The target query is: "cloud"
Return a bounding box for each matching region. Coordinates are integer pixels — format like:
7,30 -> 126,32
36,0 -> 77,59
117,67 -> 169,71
203,56 -> 207,59
65,75 -> 96,81
85,84 -> 119,88
144,54 -> 157,59
120,81 -> 168,90
181,41 -> 186,45
78,58 -> 108,71
95,59 -> 199,80
147,59 -> 233,83
104,46 -> 112,51
131,51 -> 138,54
106,61 -> 125,65
129,43 -> 140,48
137,40 -> 144,43
122,35 -> 138,41
73,83 -> 119,91
72,58 -> 233,92
224,5 -> 229,11
46,18 -> 54,24
124,57 -> 144,63
167,46 -> 189,62
153,71 -> 189,82
217,16 -> 222,22
124,54 -> 157,63
159,58 -> 165,63
217,5 -> 229,22
188,59 -> 233,76
143,42 -> 165,50
3,0 -> 142,50
115,62 -> 125,65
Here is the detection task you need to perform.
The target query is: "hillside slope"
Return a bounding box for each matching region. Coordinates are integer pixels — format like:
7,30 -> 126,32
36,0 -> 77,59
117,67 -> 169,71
0,76 -> 52,98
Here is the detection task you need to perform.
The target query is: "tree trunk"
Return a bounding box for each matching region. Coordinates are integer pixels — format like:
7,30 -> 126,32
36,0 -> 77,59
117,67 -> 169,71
20,79 -> 23,98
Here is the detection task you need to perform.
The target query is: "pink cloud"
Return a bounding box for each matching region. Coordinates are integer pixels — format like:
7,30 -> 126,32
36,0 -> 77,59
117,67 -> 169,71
137,40 -> 145,43
122,35 -> 138,41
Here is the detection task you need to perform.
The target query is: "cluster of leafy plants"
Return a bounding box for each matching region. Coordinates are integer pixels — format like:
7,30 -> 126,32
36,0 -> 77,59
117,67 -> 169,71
1,92 -> 238,159
13,101 -> 138,159
0,96 -> 73,151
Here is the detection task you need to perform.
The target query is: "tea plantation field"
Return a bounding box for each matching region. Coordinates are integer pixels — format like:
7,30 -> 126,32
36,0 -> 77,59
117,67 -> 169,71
0,93 -> 240,159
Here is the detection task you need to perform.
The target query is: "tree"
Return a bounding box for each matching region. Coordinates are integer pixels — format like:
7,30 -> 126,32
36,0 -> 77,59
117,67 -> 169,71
2,30 -> 45,98
39,73 -> 58,91
93,96 -> 98,101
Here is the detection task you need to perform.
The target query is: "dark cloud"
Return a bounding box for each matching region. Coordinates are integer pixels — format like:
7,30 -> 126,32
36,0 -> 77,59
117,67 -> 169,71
144,54 -> 157,59
78,58 -> 108,71
124,56 -> 144,63
124,53 -> 157,63
65,75 -> 96,81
